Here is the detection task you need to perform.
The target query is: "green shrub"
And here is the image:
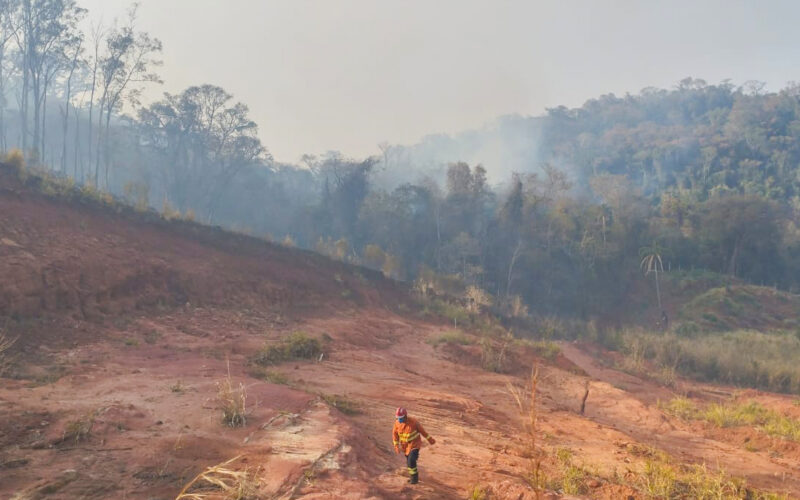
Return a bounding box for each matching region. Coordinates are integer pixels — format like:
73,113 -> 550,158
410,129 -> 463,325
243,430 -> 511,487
255,332 -> 322,365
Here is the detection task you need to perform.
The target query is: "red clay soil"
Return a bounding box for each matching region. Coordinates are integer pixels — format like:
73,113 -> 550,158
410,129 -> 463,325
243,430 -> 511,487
2,170 -> 800,499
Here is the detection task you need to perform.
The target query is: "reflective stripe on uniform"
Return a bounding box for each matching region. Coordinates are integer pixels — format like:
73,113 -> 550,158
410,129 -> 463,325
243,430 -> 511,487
398,431 -> 419,442
408,467 -> 418,474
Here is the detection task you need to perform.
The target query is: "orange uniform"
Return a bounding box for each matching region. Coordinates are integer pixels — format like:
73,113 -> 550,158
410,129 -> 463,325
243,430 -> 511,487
392,416 -> 430,455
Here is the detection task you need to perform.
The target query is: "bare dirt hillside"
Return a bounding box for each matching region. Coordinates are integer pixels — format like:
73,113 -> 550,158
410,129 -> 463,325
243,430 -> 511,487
1,166 -> 799,499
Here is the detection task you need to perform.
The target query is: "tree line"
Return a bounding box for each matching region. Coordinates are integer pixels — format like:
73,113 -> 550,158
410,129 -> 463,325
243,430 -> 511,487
1,1 -> 799,321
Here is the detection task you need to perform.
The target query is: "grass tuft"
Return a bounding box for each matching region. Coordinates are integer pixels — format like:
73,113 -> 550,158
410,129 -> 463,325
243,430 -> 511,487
217,363 -> 247,427
320,393 -> 361,415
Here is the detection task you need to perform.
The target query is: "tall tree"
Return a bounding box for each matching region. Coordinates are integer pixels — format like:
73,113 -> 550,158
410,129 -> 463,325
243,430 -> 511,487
137,84 -> 268,219
0,0 -> 19,150
95,3 -> 161,187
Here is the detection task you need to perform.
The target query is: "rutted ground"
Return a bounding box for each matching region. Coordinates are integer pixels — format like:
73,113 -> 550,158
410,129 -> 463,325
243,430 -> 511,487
2,168 -> 800,499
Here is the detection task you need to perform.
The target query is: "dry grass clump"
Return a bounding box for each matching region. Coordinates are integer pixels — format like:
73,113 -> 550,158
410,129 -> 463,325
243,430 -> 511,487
254,332 -> 321,365
176,455 -> 260,500
62,410 -> 97,444
217,363 -> 247,427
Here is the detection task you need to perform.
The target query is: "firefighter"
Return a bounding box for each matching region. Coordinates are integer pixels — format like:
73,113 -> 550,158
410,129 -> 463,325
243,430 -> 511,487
392,407 -> 435,484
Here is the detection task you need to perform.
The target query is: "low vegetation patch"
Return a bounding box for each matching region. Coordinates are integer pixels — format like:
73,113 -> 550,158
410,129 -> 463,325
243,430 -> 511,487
679,285 -> 800,332
621,329 -> 800,394
247,366 -> 290,386
426,330 -> 473,347
419,297 -> 472,327
611,443 -> 786,499
518,338 -> 561,361
551,447 -> 590,495
254,332 -> 322,365
661,397 -> 800,442
321,394 -> 361,415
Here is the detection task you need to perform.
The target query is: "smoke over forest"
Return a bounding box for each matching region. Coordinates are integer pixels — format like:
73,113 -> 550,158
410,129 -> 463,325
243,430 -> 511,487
2,1 -> 800,323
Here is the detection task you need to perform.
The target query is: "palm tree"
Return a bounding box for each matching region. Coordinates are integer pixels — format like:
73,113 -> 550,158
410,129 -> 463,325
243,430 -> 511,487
639,242 -> 666,310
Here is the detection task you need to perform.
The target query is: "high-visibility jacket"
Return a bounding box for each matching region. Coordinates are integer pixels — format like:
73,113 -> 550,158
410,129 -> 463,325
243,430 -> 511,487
392,416 -> 430,455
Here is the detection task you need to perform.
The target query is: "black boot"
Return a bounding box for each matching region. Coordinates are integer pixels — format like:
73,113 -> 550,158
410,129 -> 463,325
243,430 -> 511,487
409,474 -> 418,484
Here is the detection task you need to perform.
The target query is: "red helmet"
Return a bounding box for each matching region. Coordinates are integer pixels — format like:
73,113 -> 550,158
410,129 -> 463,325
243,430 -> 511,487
395,407 -> 407,418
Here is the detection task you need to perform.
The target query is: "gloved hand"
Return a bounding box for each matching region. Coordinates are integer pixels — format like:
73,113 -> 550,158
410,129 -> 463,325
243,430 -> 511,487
394,445 -> 400,454
427,436 -> 436,445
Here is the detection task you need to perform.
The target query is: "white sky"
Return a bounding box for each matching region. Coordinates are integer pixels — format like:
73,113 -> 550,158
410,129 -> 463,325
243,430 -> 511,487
77,0 -> 800,163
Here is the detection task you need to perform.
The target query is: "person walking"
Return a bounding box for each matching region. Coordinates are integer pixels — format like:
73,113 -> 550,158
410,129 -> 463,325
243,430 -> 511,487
392,407 -> 435,484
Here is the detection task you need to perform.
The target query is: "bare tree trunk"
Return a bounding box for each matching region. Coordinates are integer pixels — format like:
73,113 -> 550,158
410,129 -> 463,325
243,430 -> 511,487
40,82 -> 47,165
19,32 -> 29,156
93,98 -> 104,186
31,71 -> 40,161
654,268 -> 662,310
0,40 -> 6,152
579,381 -> 590,415
73,106 -> 80,181
61,45 -> 79,174
506,239 -> 522,297
103,107 -> 112,189
434,204 -> 442,271
87,25 -> 101,185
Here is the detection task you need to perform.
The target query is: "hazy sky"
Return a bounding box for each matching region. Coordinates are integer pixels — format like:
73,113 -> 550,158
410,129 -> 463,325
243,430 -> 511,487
78,0 -> 800,163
